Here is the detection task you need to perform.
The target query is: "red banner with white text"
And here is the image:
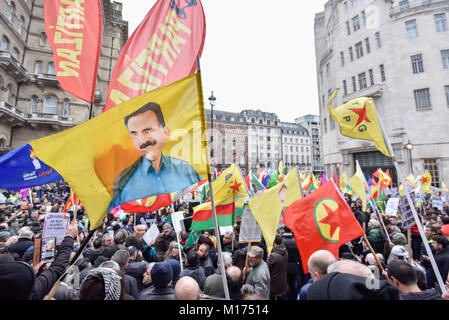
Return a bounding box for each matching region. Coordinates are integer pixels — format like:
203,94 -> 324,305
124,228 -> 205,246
102,0 -> 206,111
44,0 -> 102,103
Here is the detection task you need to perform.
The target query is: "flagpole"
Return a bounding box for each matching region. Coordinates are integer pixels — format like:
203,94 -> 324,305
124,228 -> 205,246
370,199 -> 392,245
330,179 -> 390,281
377,111 -> 446,293
196,56 -> 230,301
171,203 -> 184,272
295,166 -> 305,198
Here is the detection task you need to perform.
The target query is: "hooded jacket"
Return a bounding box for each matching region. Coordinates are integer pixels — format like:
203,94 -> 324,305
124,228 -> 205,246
267,244 -> 288,297
179,266 -> 206,290
366,226 -> 384,254
244,259 -> 270,298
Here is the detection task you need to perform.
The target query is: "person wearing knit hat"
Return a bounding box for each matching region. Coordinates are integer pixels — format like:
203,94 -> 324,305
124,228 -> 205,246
138,262 -> 174,300
387,233 -> 409,264
366,219 -> 384,255
167,258 -> 181,287
0,230 -> 10,243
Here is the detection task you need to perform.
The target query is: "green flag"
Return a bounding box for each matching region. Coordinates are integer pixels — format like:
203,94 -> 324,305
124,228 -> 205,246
267,170 -> 280,188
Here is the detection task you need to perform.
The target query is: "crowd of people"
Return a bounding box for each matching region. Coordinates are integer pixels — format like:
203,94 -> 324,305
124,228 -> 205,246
0,181 -> 448,300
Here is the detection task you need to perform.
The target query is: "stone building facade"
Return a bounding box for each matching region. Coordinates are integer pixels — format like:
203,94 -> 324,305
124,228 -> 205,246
295,114 -> 323,175
315,0 -> 449,186
0,0 -> 128,153
281,122 -> 312,173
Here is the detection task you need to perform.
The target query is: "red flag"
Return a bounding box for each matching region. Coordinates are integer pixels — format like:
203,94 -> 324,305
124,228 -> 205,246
63,191 -> 79,213
44,0 -> 102,102
283,180 -> 364,273
333,171 -> 339,185
102,0 -> 206,111
119,193 -> 172,213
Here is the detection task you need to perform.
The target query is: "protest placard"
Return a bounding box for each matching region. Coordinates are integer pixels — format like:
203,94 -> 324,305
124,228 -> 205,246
42,212 -> 70,245
399,197 -> 415,229
143,223 -> 160,245
385,197 -> 399,217
171,211 -> 185,234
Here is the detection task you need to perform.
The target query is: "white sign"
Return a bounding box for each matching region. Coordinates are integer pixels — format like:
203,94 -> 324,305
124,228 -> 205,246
171,211 -> 185,234
42,212 -> 70,245
219,225 -> 233,236
385,197 -> 400,217
399,197 -> 415,229
432,198 -> 443,211
143,223 -> 160,245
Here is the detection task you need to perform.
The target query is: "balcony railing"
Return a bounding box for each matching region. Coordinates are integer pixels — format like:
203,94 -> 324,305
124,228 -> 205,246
390,0 -> 444,15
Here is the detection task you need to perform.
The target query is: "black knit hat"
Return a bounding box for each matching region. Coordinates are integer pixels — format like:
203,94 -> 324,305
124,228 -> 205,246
0,262 -> 36,300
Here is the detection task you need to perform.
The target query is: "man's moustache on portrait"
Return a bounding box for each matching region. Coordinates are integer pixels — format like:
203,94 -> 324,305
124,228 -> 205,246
140,140 -> 156,149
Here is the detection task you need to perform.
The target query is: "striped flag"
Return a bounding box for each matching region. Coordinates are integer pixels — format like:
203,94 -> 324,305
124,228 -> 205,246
238,207 -> 262,243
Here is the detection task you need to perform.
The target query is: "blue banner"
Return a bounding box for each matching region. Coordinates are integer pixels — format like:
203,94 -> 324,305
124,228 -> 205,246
0,144 -> 63,190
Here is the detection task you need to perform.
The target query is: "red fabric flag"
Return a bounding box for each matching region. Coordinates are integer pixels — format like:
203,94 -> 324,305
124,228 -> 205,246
44,0 -> 102,102
333,171 -> 339,186
283,180 -> 364,273
102,0 -> 206,111
119,193 -> 172,213
63,191 -> 79,212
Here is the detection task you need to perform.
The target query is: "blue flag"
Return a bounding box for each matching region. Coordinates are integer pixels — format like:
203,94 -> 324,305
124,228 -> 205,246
0,144 -> 62,190
262,167 -> 275,187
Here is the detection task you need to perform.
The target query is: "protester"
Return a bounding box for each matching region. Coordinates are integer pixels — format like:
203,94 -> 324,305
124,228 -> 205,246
179,249 -> 206,290
197,243 -> 214,277
387,260 -> 441,300
79,267 -> 123,300
242,245 -> 270,299
203,251 -> 232,297
267,234 -> 288,300
174,276 -> 201,300
137,262 -> 174,300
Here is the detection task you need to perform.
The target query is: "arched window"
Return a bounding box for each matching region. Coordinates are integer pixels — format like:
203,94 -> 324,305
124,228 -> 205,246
48,62 -> 55,75
3,85 -> 12,103
17,16 -> 24,33
40,32 -> 47,46
0,36 -> 9,51
7,2 -> 15,22
30,95 -> 38,113
12,47 -> 19,59
62,99 -> 70,117
43,95 -> 58,114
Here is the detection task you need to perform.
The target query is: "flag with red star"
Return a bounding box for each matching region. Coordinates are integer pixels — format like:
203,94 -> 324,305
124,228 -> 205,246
327,89 -> 390,157
191,164 -> 248,231
283,180 -> 364,273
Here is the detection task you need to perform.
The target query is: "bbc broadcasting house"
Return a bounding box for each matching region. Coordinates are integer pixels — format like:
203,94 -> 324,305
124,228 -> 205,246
315,0 -> 449,186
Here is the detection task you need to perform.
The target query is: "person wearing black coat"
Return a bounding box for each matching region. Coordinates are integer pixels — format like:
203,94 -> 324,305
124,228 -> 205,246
282,227 -> 303,300
268,235 -> 288,300
0,223 -> 77,300
6,231 -> 34,258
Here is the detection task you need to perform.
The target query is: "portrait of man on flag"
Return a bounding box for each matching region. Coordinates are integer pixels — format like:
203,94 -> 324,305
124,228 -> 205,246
109,102 -> 202,209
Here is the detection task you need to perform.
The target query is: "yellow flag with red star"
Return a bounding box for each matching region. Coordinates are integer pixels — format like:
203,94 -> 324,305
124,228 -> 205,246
328,90 -> 390,157
191,164 -> 248,231
419,171 -> 434,194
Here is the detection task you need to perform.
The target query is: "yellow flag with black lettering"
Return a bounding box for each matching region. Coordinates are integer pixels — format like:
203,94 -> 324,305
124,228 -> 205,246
328,90 -> 390,157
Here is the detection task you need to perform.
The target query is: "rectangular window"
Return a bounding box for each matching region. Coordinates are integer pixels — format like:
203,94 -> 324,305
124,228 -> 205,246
380,64 -> 386,81
352,15 -> 360,32
411,54 -> 424,74
340,51 -> 345,66
350,0 -> 357,7
330,117 -> 335,130
369,69 -> 374,86
346,21 -> 351,36
445,86 -> 449,106
324,118 -> 327,134
399,0 -> 410,11
405,20 -> 418,39
355,41 -> 363,58
365,37 -> 370,54
344,1 -> 348,12
343,80 -> 348,95
414,88 -> 432,110
326,63 -> 330,77
361,10 -> 366,26
34,61 -> 42,74
435,13 -> 448,32
424,159 -> 440,188
375,31 -> 381,48
349,47 -> 354,61
352,76 -> 357,92
441,49 -> 449,69
358,72 -> 367,89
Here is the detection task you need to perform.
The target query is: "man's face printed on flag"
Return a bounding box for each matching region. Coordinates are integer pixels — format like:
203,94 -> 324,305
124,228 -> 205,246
127,110 -> 170,162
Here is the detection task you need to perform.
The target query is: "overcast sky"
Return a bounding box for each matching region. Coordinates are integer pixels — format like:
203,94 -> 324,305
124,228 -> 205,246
120,0 -> 328,123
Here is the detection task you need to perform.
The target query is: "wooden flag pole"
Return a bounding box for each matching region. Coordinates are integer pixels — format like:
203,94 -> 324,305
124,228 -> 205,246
407,228 -> 413,264
377,110 -> 446,293
171,203 -> 184,272
370,199 -> 392,245
243,243 -> 252,282
363,234 -> 391,282
196,56 -> 230,301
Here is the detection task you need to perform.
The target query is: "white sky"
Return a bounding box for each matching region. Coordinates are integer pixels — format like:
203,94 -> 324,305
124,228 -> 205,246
120,0 -> 329,123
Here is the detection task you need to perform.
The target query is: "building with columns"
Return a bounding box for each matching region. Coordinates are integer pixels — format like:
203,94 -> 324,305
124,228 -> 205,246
315,0 -> 449,186
0,0 -> 128,154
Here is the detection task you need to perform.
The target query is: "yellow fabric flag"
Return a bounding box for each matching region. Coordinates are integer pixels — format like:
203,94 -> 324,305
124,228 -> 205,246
328,89 -> 390,157
312,173 -> 319,189
193,164 -> 248,212
405,173 -> 417,188
31,73 -> 210,230
339,171 -> 348,193
249,168 -> 302,253
348,162 -> 368,211
419,171 -> 434,194
399,183 -> 404,196
442,181 -> 449,193
379,169 -> 392,189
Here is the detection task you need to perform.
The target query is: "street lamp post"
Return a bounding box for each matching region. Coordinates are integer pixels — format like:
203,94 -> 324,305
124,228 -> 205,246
208,92 -> 216,169
405,140 -> 414,175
